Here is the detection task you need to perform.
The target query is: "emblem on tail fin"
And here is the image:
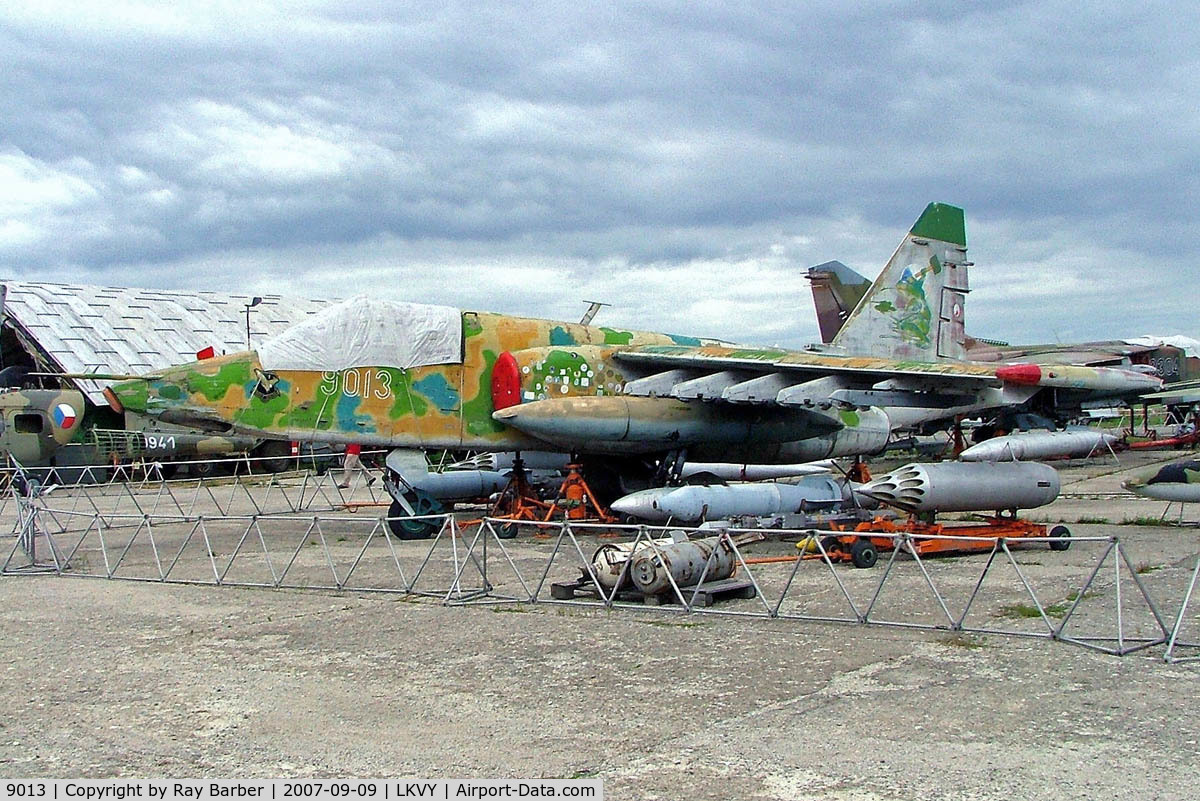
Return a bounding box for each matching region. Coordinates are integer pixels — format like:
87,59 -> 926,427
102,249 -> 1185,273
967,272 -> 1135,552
874,256 -> 941,348
828,203 -> 969,363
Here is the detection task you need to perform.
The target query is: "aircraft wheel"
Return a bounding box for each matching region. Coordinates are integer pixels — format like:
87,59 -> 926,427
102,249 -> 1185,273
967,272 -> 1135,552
496,522 -> 520,539
190,460 -> 216,478
1048,525 -> 1072,551
386,495 -> 443,540
850,539 -> 879,569
254,440 -> 292,473
820,535 -> 843,556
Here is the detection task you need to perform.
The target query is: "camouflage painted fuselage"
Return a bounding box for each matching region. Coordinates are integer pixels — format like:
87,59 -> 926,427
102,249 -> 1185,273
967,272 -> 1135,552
111,298 -> 1164,463
114,313 -> 703,452
1123,459 -> 1200,502
0,388 -> 86,466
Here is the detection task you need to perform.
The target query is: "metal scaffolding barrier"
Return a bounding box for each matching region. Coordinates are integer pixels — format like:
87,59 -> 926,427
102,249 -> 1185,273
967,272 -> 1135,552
456,518 -> 1195,660
1164,556 -> 1200,663
0,451 -> 390,534
3,471 -> 1198,662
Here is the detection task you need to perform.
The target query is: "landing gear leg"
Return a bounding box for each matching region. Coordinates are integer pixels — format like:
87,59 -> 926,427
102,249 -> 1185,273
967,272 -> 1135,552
386,490 -> 444,539
951,415 -> 966,458
654,448 -> 688,486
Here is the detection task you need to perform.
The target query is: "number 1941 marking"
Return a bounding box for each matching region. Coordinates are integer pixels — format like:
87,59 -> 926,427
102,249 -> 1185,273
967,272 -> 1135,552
144,434 -> 177,451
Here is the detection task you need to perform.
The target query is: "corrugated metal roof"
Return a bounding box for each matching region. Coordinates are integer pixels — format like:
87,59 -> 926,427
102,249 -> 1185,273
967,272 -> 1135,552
1,280 -> 331,404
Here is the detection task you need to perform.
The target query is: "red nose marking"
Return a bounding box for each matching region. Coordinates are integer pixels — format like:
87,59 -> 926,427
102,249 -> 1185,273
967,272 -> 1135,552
995,364 -> 1043,385
491,351 -> 522,411
102,387 -> 124,415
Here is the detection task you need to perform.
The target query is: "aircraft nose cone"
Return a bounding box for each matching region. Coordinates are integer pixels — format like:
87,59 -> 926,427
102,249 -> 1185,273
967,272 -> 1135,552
1122,465 -> 1163,493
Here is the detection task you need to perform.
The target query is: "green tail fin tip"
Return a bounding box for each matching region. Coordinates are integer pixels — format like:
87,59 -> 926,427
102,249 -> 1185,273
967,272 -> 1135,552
909,202 -> 966,247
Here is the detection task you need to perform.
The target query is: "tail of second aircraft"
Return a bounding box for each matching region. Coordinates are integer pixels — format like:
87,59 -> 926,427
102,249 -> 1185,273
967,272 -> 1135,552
828,202 -> 970,362
806,261 -> 872,344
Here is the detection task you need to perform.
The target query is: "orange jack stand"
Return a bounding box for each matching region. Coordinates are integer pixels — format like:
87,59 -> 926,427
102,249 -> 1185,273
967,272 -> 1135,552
951,415 -> 966,458
846,460 -> 872,483
489,461 -> 617,537
489,466 -> 553,522
541,464 -> 617,526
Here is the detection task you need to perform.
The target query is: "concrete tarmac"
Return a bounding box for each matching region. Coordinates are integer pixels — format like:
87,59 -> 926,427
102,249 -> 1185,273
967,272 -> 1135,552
1,453 -> 1198,799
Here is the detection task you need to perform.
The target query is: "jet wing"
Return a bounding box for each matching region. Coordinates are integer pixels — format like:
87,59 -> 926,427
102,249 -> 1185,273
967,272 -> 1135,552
996,343 -> 1157,367
612,345 -> 1000,408
611,344 -> 1159,408
1142,380 -> 1200,405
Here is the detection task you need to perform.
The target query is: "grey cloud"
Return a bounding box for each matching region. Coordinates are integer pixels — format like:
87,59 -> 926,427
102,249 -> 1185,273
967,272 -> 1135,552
0,1 -> 1196,347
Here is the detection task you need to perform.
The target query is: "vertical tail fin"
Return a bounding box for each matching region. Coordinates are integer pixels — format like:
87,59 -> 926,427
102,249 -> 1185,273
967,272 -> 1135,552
806,260 -> 871,344
830,202 -> 970,362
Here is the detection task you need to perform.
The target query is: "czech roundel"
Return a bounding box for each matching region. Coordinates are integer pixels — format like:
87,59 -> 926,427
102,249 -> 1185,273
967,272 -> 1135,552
53,403 -> 78,429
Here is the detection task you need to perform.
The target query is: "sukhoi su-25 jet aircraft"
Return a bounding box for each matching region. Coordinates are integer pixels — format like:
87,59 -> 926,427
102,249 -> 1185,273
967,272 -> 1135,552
105,203 -> 1159,526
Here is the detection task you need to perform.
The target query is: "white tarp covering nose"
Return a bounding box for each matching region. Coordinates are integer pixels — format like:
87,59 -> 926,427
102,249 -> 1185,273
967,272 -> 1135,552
257,296 -> 463,372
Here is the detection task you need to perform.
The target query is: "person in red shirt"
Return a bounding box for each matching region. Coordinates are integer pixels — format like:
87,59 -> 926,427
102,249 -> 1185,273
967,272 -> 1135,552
338,443 -> 374,489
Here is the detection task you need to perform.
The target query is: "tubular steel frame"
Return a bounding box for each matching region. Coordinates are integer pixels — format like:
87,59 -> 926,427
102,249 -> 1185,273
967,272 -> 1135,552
3,468 -> 1198,662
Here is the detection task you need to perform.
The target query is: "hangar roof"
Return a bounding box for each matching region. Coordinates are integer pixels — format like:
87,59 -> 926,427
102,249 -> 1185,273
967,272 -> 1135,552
1,280 -> 330,405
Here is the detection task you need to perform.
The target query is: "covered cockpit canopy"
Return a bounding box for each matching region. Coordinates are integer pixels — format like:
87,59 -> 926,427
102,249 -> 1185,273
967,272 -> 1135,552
257,296 -> 463,371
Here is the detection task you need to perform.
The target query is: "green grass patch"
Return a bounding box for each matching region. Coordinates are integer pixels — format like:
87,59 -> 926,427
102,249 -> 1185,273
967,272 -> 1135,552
490,605 -> 531,614
1122,515 -> 1169,527
998,600 -> 1070,619
1135,562 -> 1163,574
1076,516 -> 1110,525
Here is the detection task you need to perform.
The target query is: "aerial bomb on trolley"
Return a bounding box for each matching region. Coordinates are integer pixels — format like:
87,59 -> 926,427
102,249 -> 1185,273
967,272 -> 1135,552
610,475 -> 857,523
627,534 -> 740,595
855,461 -> 1060,514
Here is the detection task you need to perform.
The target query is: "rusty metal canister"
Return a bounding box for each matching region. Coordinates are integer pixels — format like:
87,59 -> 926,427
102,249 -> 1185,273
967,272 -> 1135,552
627,535 -> 736,594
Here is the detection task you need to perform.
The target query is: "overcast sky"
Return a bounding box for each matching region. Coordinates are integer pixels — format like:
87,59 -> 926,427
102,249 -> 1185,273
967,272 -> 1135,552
2,1 -> 1197,348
